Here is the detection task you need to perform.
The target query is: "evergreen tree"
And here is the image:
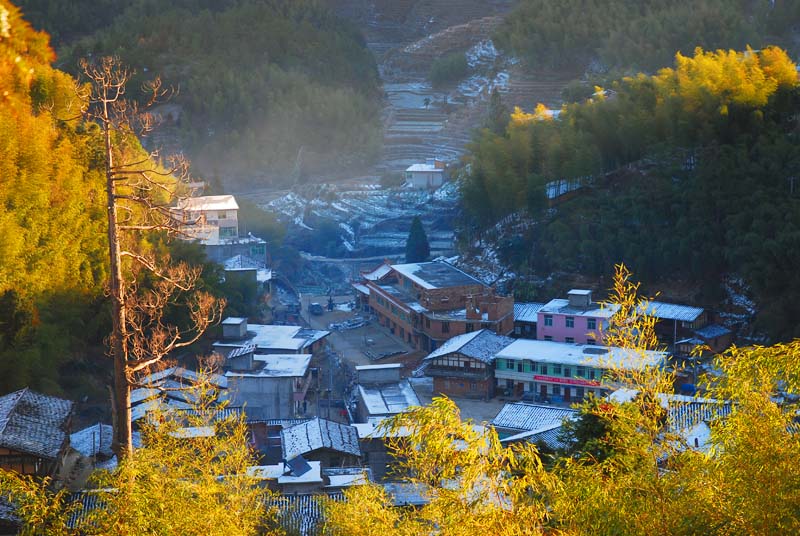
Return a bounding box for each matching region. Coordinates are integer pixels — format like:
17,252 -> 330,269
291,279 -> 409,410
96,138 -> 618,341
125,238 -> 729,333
405,216 -> 430,263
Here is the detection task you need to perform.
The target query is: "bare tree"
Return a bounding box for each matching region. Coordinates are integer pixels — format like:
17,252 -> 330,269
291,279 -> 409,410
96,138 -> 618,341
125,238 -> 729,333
81,57 -> 224,458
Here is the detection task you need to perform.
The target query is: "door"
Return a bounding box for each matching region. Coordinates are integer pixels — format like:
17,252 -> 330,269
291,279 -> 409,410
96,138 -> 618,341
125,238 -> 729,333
540,384 -> 547,400
563,387 -> 571,402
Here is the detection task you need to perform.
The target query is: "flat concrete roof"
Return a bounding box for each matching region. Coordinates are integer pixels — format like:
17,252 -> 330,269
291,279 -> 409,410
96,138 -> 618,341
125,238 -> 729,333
391,261 -> 484,290
496,339 -> 666,371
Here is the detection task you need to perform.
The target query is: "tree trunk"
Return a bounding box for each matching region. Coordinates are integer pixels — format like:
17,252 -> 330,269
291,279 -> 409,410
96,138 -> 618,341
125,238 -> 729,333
102,98 -> 133,459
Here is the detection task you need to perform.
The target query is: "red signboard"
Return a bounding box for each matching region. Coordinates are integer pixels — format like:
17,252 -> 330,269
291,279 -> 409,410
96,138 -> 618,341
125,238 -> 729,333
533,375 -> 600,387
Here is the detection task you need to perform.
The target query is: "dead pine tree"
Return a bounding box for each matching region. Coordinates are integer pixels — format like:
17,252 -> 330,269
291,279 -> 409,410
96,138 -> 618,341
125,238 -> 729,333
80,56 -> 225,459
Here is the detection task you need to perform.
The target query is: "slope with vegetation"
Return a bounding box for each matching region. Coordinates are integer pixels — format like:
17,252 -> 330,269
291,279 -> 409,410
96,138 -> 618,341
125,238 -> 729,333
0,1 -> 110,394
495,0 -> 800,72
461,46 -> 800,340
48,0 -> 383,186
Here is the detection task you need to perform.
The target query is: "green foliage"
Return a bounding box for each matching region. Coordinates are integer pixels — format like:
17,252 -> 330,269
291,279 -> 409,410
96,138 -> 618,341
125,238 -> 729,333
237,199 -> 286,247
15,0 -> 134,44
405,216 -> 430,263
495,0 -> 791,71
462,47 -> 800,340
429,51 -> 469,88
57,0 -> 382,184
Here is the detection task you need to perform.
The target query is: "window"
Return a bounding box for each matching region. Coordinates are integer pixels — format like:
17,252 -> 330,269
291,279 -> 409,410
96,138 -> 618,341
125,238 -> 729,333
576,387 -> 584,399
470,382 -> 477,391
217,211 -> 227,219
565,337 -> 575,343
517,361 -> 524,373
551,385 -> 560,395
466,323 -> 475,333
566,316 -> 574,328
514,326 -> 521,335
576,366 -> 585,377
544,315 -> 553,327
505,360 -> 516,370
219,226 -> 238,238
586,338 -> 596,345
425,318 -> 431,329
587,318 -> 597,330
442,322 -> 450,333
544,335 -> 553,341
589,369 -> 596,380
553,364 -> 562,375
540,364 -> 548,375
563,367 -> 571,378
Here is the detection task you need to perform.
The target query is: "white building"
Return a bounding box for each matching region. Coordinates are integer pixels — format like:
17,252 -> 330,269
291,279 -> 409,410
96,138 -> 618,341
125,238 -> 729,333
225,354 -> 314,420
494,339 -> 667,403
175,194 -> 239,244
405,159 -> 445,189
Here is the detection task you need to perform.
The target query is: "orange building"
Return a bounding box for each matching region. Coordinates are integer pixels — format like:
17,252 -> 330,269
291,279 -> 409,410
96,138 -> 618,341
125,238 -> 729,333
359,261 -> 514,352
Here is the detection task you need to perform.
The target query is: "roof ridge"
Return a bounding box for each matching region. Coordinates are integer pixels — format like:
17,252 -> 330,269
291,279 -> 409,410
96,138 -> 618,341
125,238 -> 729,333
0,388 -> 27,437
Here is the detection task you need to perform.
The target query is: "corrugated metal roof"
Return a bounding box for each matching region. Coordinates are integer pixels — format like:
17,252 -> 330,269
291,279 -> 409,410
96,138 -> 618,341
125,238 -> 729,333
0,388 -> 72,460
514,302 -> 545,323
645,301 -> 705,322
490,403 -> 577,433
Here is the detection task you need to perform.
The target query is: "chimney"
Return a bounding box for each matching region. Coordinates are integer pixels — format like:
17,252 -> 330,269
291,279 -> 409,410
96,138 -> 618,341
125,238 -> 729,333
567,290 -> 592,309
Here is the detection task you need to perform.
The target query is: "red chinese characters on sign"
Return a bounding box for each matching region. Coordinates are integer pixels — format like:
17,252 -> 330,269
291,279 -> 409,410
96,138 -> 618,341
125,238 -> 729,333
533,375 -> 600,387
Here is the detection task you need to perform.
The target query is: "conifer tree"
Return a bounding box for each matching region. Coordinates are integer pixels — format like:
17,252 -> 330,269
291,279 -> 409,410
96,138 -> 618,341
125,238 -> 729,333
405,216 -> 430,263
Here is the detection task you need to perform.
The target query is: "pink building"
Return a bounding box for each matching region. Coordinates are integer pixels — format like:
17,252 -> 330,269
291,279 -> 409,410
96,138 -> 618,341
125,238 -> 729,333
537,289 -> 619,344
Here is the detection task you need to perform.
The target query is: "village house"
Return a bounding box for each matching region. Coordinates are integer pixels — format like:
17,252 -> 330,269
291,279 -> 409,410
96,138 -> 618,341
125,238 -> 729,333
225,352 -> 315,421
359,260 -> 514,352
354,364 -> 421,423
494,339 -> 667,402
175,194 -> 240,242
280,417 -> 361,469
420,329 -> 514,399
213,317 -> 329,356
491,402 -> 578,450
174,194 -> 268,263
513,302 -> 545,339
130,366 -> 229,425
537,289 -> 618,344
404,158 -> 445,189
644,301 -> 732,355
0,388 -> 73,478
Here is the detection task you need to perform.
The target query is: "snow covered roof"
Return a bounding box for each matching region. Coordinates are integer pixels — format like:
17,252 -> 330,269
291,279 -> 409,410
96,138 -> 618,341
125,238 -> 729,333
514,302 -> 545,323
500,424 -> 569,450
540,299 -> 618,318
70,424 -> 114,459
0,388 -> 73,460
225,354 -> 311,378
694,324 -> 731,339
355,363 -> 403,371
249,461 -> 324,485
362,262 -> 392,281
214,324 -> 329,353
223,255 -> 272,282
357,380 -> 421,417
490,403 -> 577,433
496,340 -> 667,371
423,329 -> 514,364
130,398 -> 193,422
406,164 -> 443,173
391,261 -> 484,290
177,195 -> 239,212
352,283 -> 371,295
644,301 -> 705,323
323,467 -> 371,488
281,418 -> 361,460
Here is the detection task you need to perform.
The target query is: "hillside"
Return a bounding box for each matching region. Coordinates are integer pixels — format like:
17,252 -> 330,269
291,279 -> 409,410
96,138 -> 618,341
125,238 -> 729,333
0,1 -> 110,393
460,47 -> 800,341
44,0 -> 383,188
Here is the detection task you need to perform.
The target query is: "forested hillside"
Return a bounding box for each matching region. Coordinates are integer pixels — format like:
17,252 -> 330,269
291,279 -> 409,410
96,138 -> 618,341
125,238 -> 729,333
462,47 -> 800,340
46,0 -> 382,185
496,0 -> 800,71
0,1 -> 109,393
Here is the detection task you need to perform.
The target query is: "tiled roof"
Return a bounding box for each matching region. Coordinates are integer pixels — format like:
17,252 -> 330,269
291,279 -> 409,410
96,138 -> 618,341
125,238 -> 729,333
266,492 -> 345,536
424,329 -> 514,364
490,403 -> 577,433
0,388 -> 72,460
645,301 -> 705,322
514,302 -> 545,323
70,424 -> 114,459
694,324 -> 731,339
281,418 -> 361,460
